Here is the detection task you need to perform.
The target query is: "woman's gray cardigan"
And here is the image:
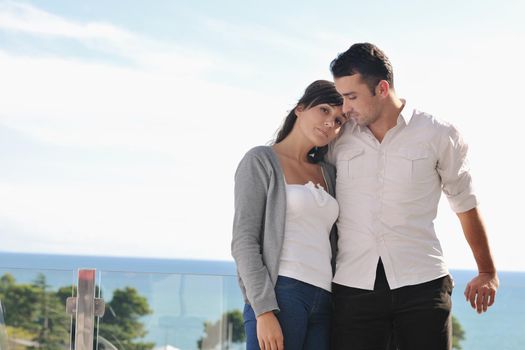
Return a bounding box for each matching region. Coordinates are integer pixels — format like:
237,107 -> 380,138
231,146 -> 338,317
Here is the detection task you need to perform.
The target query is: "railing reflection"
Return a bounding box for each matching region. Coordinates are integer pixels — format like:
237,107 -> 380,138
96,270 -> 245,350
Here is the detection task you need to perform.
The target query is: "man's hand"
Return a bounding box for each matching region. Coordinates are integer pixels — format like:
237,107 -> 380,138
464,272 -> 499,314
256,311 -> 284,350
456,208 -> 498,314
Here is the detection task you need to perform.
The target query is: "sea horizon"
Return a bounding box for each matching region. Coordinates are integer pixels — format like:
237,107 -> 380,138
3,250 -> 525,273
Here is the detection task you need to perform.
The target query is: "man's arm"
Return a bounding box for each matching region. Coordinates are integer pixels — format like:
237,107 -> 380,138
457,207 -> 499,314
435,123 -> 499,313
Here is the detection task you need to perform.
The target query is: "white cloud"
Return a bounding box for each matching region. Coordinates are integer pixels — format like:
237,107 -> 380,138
202,17 -> 345,64
0,1 -> 219,74
0,46 -> 283,152
0,2 -> 290,152
0,181 -> 234,260
0,1 -> 134,41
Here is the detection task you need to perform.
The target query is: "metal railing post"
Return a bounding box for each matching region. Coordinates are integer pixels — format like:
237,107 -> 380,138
75,269 -> 96,350
66,269 -> 105,350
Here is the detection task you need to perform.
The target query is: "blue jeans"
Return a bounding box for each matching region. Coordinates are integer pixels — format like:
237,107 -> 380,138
243,276 -> 332,350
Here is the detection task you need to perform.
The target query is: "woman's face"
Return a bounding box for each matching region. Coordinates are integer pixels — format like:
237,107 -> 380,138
295,103 -> 348,147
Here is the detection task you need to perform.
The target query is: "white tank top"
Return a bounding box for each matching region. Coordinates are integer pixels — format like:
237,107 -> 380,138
278,180 -> 339,292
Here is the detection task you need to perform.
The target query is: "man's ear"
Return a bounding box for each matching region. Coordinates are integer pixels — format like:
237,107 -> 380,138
376,80 -> 390,97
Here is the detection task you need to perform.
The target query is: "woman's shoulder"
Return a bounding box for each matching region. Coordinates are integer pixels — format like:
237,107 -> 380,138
235,146 -> 281,185
236,145 -> 278,172
240,145 -> 276,164
245,145 -> 274,157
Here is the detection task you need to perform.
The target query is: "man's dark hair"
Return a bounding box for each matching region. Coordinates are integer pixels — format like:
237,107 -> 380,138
330,42 -> 394,95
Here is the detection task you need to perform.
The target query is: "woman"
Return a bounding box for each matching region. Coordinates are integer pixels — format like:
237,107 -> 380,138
231,80 -> 348,350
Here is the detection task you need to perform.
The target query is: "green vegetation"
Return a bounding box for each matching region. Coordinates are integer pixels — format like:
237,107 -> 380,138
0,273 -> 154,350
452,315 -> 466,350
0,273 -> 69,350
197,309 -> 245,349
97,287 -> 154,350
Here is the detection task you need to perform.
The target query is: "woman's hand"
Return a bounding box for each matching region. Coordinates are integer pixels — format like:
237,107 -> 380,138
256,311 -> 284,350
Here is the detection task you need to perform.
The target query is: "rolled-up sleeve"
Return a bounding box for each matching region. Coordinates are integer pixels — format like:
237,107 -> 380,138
231,151 -> 278,316
437,124 -> 479,213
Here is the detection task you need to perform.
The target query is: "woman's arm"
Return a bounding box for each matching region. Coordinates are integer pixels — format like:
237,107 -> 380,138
232,150 -> 284,349
231,150 -> 279,316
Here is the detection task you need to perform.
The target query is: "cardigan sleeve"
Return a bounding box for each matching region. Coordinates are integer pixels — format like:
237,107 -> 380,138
231,149 -> 279,316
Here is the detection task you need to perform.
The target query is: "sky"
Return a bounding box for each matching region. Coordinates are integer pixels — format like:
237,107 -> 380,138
1,0 -> 524,271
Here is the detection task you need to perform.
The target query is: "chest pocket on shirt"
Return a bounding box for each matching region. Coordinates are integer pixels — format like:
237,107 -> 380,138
388,146 -> 433,183
337,148 -> 366,179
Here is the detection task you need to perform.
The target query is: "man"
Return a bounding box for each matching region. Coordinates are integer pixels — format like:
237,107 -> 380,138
328,43 -> 498,350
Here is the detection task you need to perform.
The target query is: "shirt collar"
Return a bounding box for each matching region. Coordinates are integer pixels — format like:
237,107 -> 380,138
399,98 -> 414,126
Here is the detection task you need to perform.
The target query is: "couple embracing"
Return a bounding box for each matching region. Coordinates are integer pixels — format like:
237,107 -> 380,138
231,43 -> 498,350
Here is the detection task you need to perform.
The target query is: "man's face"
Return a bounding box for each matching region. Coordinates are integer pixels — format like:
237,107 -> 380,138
334,74 -> 381,127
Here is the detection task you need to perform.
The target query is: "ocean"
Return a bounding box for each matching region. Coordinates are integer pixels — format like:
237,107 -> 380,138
0,252 -> 523,350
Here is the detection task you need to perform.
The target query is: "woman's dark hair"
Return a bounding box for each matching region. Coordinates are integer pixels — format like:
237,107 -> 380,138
273,80 -> 343,163
330,42 -> 394,95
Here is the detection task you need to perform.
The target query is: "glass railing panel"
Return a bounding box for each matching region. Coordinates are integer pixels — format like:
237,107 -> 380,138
96,271 -> 245,350
0,267 -> 75,350
217,275 -> 246,348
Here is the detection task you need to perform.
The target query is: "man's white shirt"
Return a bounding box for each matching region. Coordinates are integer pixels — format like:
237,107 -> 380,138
328,100 -> 478,290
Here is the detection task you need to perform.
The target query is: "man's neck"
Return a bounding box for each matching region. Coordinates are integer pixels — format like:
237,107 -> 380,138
368,96 -> 404,143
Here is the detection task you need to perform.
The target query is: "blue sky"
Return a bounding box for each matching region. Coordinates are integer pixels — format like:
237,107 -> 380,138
1,0 -> 525,271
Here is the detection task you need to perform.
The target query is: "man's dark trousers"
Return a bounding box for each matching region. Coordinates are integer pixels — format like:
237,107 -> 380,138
332,259 -> 453,350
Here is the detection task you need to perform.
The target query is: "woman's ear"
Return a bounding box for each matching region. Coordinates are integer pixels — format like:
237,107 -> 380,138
295,104 -> 305,116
